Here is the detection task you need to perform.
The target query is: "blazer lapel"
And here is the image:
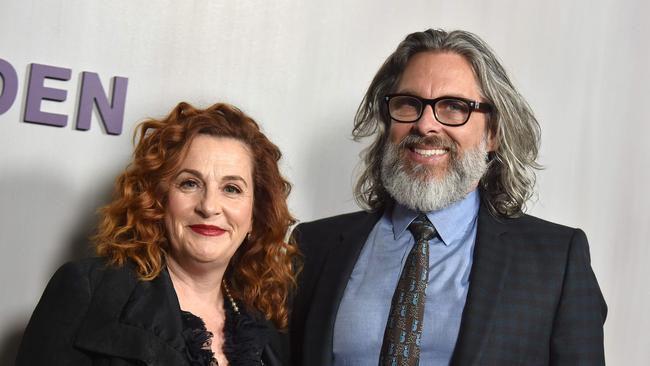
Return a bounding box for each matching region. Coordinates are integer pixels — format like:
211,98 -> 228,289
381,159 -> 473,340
304,211 -> 382,366
451,205 -> 513,366
74,264 -> 188,366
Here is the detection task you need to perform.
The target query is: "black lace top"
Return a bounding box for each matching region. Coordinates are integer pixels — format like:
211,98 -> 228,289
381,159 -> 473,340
180,298 -> 272,366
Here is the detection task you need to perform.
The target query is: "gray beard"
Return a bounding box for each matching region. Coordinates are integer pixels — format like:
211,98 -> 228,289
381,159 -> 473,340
380,134 -> 489,212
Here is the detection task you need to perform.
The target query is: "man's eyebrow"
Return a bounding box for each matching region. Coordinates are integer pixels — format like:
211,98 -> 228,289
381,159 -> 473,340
395,89 -> 472,100
394,88 -> 419,95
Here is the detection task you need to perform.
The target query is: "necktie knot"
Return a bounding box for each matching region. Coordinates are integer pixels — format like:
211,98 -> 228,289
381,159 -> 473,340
408,214 -> 437,243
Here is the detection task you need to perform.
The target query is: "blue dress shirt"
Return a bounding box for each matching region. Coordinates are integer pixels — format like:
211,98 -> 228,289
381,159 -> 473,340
332,190 -> 480,366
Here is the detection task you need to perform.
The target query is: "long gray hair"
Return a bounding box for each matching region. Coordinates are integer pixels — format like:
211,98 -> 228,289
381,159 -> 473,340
353,29 -> 541,217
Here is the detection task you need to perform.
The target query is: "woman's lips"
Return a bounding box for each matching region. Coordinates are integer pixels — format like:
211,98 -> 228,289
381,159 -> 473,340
189,224 -> 226,236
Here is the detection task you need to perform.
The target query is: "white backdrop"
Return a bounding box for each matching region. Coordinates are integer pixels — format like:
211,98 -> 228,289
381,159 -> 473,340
1,0 -> 648,364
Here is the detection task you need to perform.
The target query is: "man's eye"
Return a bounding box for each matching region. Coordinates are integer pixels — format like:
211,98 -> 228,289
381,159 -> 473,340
440,100 -> 468,113
391,97 -> 421,112
224,184 -> 242,194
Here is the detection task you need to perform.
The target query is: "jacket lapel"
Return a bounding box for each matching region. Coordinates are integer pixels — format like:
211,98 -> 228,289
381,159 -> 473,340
74,264 -> 188,366
304,211 -> 382,366
451,205 -> 513,366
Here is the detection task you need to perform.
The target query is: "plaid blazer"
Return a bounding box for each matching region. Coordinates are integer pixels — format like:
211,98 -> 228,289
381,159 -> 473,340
290,204 -> 606,366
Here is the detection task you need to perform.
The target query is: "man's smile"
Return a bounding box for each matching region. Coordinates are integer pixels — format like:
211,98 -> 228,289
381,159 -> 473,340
412,147 -> 448,157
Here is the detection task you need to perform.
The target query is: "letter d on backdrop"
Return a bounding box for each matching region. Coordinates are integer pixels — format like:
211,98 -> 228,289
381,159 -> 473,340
0,58 -> 18,115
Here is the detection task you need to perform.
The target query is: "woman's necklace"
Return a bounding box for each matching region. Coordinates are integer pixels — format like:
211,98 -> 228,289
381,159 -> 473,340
222,280 -> 240,315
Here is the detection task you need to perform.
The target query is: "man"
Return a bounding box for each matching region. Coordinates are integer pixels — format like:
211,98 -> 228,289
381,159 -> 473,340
290,29 -> 606,366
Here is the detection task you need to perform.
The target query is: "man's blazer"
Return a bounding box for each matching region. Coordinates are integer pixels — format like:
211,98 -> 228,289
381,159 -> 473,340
17,258 -> 289,366
290,205 -> 607,366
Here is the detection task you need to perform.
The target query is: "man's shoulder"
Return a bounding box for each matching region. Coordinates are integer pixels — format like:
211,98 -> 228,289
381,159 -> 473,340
486,209 -> 584,244
292,210 -> 379,249
297,210 -> 374,231
504,212 -> 578,233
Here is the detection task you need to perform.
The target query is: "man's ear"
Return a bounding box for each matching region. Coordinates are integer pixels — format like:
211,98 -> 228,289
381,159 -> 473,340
486,129 -> 498,152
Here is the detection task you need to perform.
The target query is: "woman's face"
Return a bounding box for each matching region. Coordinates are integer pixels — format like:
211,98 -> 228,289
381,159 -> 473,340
164,135 -> 254,269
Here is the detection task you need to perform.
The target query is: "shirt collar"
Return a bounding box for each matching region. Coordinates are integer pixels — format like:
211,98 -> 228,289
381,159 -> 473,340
391,189 -> 480,246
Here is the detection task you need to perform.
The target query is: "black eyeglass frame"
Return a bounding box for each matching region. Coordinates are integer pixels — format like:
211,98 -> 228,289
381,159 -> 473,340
384,94 -> 494,126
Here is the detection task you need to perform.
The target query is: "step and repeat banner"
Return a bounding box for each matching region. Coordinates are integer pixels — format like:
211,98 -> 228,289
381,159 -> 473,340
1,0 -> 648,364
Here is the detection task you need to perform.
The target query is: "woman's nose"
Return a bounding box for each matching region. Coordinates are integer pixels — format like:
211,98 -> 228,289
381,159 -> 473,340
196,189 -> 222,217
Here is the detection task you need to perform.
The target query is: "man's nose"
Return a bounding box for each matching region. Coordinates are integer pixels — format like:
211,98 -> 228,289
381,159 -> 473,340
413,105 -> 444,136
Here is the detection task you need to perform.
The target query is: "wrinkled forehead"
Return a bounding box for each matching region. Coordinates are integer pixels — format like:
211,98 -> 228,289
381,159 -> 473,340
395,51 -> 483,100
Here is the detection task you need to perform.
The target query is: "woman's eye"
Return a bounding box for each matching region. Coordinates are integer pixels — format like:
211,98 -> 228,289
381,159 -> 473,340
179,179 -> 200,190
224,184 -> 242,194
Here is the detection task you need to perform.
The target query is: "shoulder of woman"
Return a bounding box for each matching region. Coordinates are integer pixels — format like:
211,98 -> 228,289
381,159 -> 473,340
51,256 -> 131,289
16,257 -> 111,365
40,257 -> 142,307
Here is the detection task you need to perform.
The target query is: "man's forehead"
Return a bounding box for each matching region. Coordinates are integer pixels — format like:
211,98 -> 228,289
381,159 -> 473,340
395,51 -> 481,99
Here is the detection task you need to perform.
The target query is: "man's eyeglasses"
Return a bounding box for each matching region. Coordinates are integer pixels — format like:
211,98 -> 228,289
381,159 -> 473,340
384,94 -> 493,126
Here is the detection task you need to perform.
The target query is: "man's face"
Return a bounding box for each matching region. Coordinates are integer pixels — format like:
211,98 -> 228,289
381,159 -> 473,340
382,51 -> 496,211
388,51 -> 495,179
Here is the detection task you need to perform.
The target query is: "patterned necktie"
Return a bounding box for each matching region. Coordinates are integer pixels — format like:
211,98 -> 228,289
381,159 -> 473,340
379,214 -> 437,366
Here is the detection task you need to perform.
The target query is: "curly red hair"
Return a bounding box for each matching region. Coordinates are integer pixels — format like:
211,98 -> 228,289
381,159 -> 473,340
94,102 -> 298,329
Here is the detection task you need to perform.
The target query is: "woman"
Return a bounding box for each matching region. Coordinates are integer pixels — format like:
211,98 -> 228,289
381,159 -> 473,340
16,102 -> 298,366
